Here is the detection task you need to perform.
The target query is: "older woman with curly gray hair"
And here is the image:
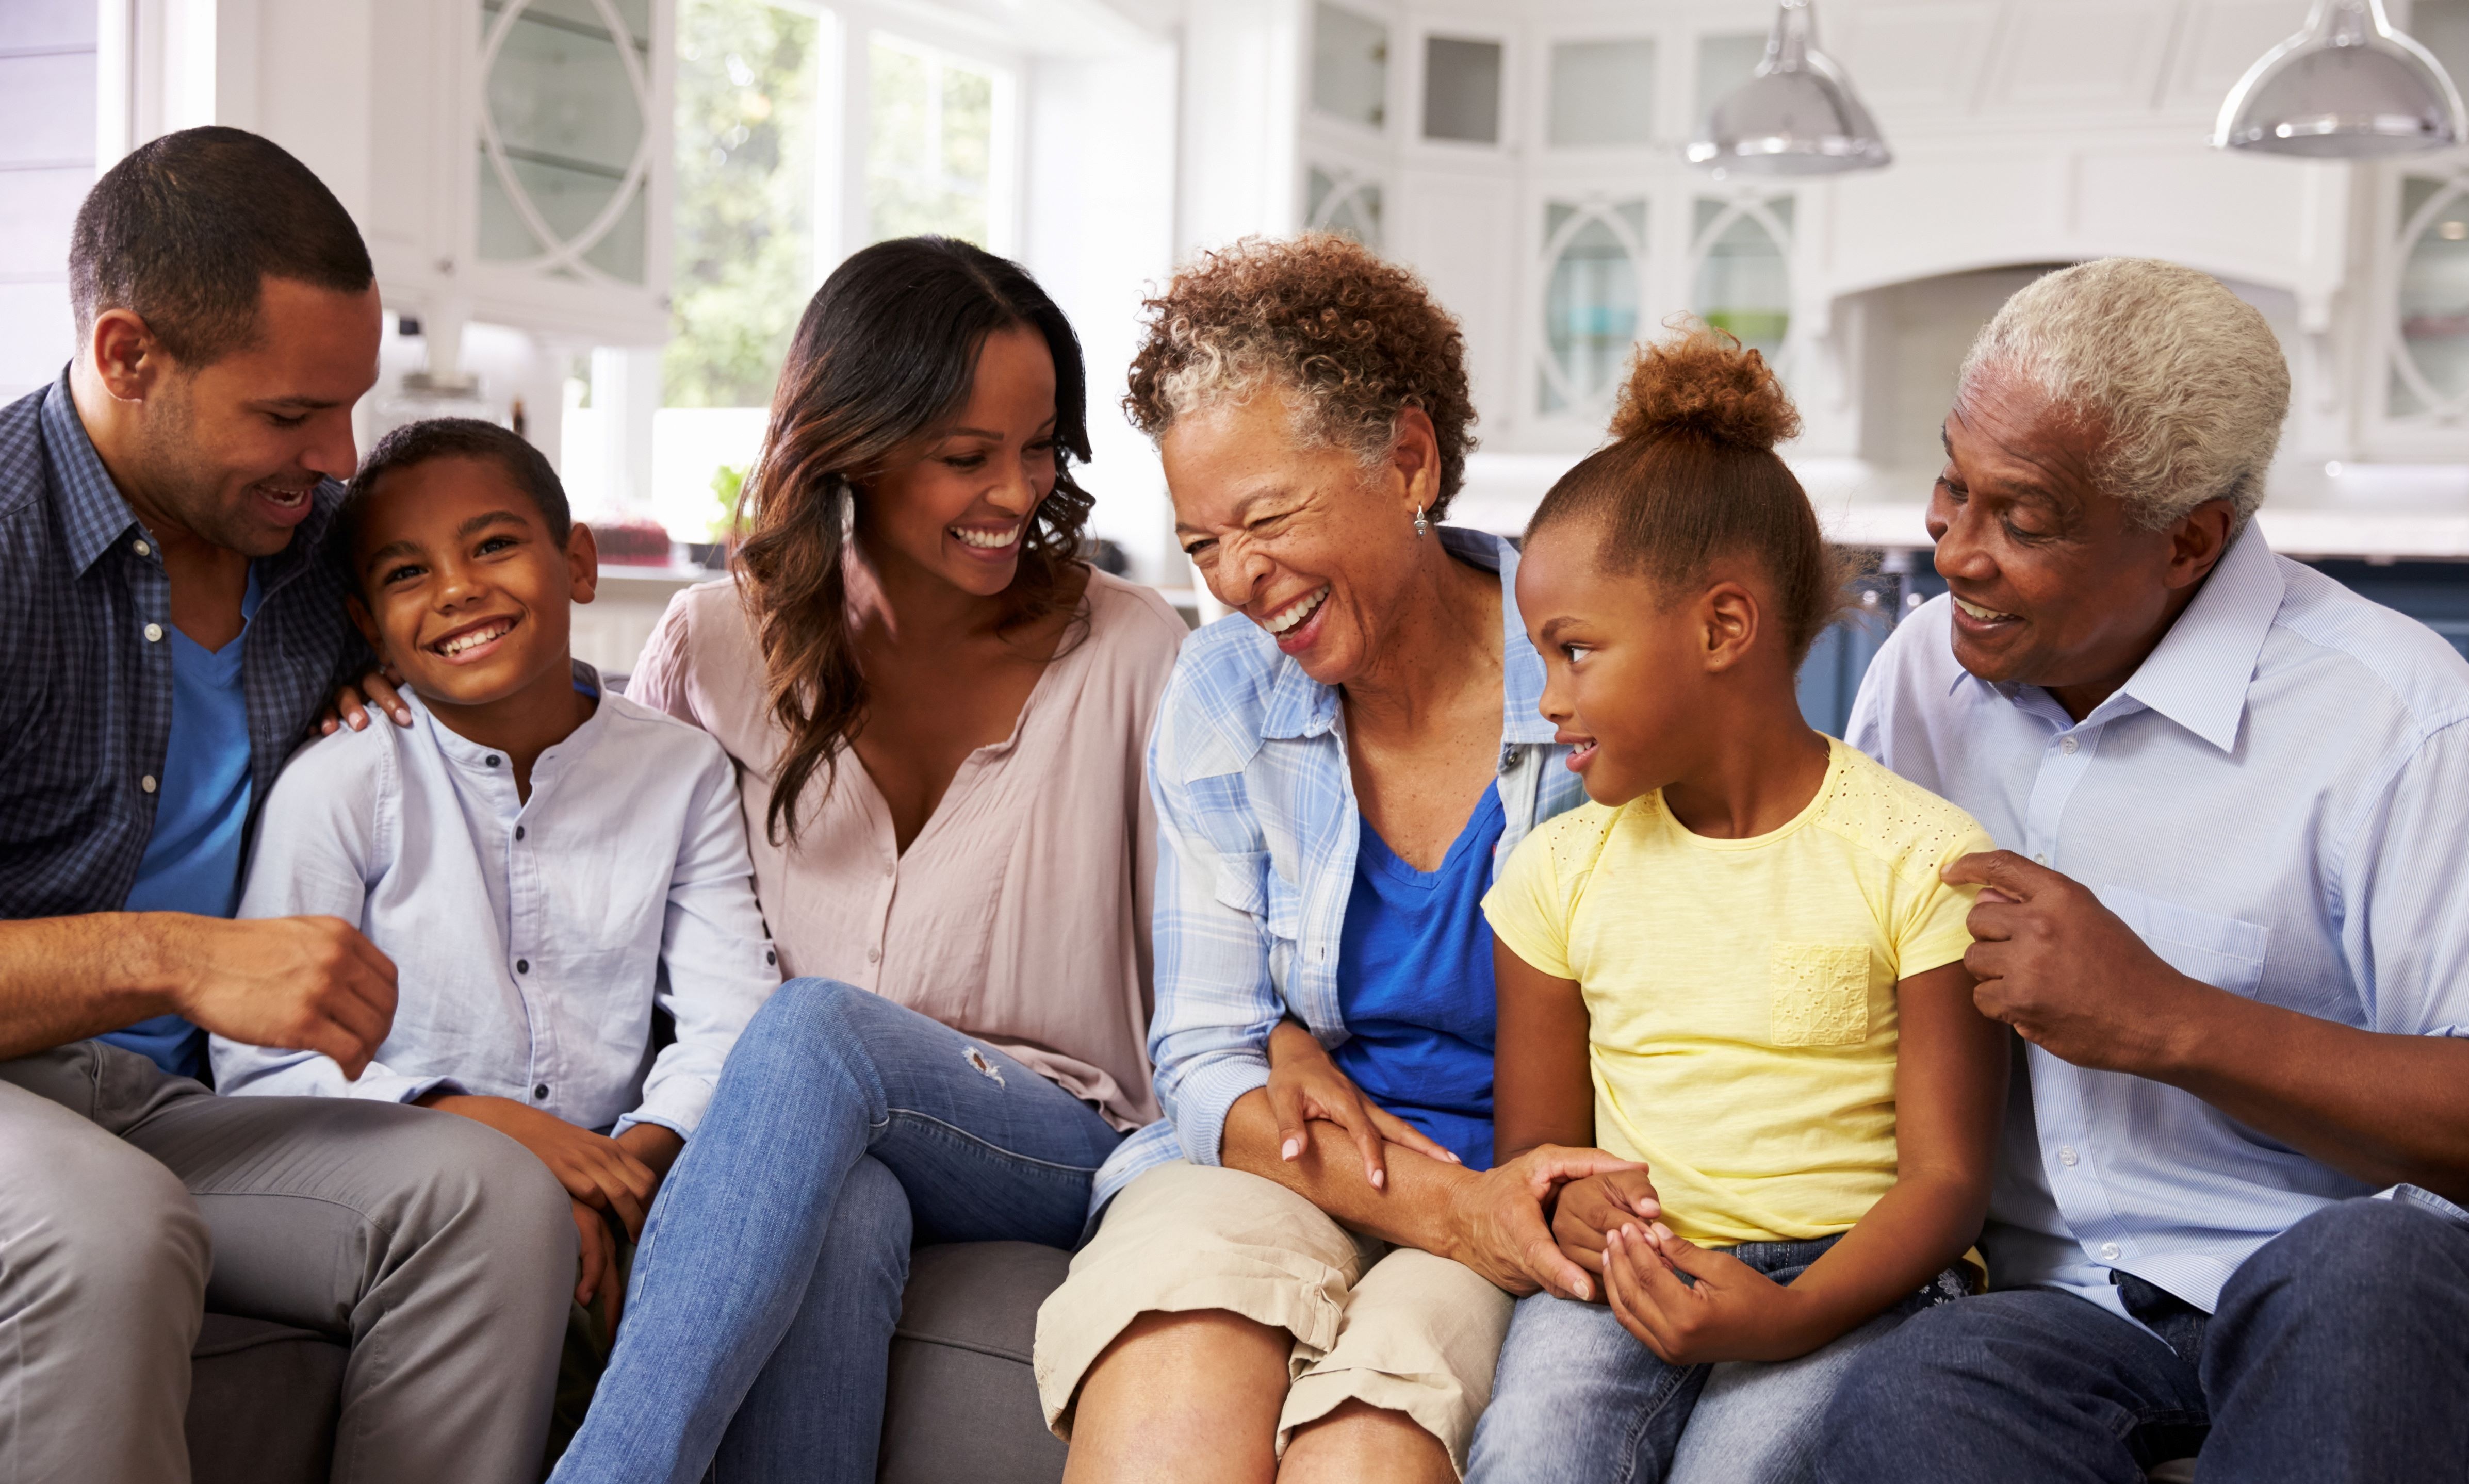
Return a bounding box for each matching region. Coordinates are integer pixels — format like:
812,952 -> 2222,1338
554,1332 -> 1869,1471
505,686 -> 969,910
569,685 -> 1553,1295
1030,235 -> 1636,1483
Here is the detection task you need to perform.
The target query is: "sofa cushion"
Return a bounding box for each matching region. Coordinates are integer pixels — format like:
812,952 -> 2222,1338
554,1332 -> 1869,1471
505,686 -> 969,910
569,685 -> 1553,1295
187,1313 -> 346,1484
878,1241 -> 1072,1484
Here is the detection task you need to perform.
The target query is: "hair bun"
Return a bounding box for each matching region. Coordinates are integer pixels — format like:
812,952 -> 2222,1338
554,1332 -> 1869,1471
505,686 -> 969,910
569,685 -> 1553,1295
1609,325 -> 1801,452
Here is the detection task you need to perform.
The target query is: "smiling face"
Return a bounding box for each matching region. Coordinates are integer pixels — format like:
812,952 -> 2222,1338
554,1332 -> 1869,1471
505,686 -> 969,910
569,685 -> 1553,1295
1518,520 -> 1747,806
1930,369 -> 2231,714
125,276 -> 383,557
1164,392 -> 1438,687
854,323 -> 1059,598
348,454 -> 597,711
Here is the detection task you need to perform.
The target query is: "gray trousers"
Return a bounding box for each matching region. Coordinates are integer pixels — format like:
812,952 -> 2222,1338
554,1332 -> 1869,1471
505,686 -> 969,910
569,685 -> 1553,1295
0,1041 -> 576,1484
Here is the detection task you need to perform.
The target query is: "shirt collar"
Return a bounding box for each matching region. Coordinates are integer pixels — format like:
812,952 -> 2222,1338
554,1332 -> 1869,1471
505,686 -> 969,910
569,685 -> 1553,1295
2111,522 -> 2282,752
1954,523 -> 2284,753
40,371 -> 142,576
406,659 -> 608,780
40,366 -> 348,588
1256,527 -> 1552,746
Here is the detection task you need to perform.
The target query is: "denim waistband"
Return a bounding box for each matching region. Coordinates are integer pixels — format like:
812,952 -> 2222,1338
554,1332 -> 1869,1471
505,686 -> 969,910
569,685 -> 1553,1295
1720,1232 -> 1845,1276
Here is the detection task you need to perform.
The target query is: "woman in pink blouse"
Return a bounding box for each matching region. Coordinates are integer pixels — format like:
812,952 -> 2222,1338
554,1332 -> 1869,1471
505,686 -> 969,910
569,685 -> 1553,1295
550,237 -> 1184,1484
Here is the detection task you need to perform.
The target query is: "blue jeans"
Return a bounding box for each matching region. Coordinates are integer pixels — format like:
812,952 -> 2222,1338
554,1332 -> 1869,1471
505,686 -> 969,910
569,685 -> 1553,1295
1811,1195 -> 2469,1483
1467,1234 -> 1966,1484
548,979 -> 1126,1484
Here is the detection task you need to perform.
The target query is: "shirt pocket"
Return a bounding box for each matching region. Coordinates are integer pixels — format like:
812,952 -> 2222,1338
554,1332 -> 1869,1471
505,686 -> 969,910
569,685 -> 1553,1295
2094,885 -> 2269,997
1770,943 -> 1874,1047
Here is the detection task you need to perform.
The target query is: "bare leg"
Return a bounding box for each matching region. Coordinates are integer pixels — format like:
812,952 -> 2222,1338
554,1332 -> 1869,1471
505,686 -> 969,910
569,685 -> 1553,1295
1064,1309 -> 1293,1484
1280,1399 -> 1456,1484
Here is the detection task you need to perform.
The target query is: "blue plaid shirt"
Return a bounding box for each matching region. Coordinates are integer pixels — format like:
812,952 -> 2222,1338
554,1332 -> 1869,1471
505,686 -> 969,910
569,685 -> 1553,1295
0,373 -> 363,923
1089,527 -> 1588,1215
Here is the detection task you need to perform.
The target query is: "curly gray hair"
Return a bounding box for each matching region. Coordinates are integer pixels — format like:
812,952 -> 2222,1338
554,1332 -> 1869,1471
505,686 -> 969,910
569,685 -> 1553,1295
1958,258 -> 2290,531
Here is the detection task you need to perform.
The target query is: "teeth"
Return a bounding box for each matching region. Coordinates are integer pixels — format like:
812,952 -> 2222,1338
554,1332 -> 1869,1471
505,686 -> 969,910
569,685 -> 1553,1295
1953,597 -> 2016,622
437,623 -> 510,656
952,523 -> 1023,550
1263,586 -> 1329,635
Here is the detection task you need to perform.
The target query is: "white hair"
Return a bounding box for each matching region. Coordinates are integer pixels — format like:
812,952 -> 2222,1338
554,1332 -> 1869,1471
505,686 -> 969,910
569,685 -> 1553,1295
1957,258 -> 2291,530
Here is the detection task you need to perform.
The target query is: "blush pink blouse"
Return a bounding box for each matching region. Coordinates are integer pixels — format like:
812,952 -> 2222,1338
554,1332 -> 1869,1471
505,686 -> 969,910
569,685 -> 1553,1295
627,569 -> 1184,1130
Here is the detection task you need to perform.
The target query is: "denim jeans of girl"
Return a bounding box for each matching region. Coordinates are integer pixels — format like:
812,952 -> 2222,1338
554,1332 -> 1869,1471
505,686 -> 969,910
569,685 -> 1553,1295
547,978 -> 1125,1484
1466,1233 -> 1966,1484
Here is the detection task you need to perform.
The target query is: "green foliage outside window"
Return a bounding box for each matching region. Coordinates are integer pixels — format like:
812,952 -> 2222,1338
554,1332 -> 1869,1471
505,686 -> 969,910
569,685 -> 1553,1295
866,39 -> 994,246
665,0 -> 816,408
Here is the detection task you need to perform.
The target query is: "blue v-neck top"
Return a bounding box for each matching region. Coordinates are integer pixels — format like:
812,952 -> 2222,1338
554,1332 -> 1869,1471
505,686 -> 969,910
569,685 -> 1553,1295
1329,785 -> 1509,1169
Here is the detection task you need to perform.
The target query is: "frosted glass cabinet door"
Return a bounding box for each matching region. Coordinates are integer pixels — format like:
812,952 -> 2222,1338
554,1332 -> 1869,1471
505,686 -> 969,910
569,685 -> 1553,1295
479,0 -> 656,284
1422,35 -> 1501,144
1313,2 -> 1389,128
2394,174 -> 2469,419
1693,195 -> 1793,362
1548,38 -> 1657,149
1540,200 -> 1646,415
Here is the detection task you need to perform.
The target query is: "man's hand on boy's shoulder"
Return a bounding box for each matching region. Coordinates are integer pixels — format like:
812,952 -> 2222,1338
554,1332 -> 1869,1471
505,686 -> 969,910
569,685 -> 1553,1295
320,663 -> 413,735
417,1092 -> 662,1239
176,914 -> 399,1078
1550,1167 -> 1663,1280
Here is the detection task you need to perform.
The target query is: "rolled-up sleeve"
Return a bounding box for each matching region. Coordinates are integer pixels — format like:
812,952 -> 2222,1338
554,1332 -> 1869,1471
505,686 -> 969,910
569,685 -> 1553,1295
626,747 -> 779,1139
1143,685 -> 1283,1168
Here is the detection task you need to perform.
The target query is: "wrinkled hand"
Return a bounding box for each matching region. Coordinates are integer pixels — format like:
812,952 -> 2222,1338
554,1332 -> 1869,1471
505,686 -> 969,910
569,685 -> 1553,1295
1265,1019 -> 1458,1190
1446,1144 -> 1647,1300
1948,851 -> 2213,1075
174,916 -> 399,1079
571,1197 -> 621,1316
1603,1223 -> 1813,1365
1551,1168 -> 1663,1278
319,665 -> 411,735
422,1094 -> 662,1240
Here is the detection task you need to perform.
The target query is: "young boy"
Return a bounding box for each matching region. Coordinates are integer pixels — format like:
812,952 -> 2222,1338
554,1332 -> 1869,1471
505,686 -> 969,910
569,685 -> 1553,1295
212,417 -> 780,1324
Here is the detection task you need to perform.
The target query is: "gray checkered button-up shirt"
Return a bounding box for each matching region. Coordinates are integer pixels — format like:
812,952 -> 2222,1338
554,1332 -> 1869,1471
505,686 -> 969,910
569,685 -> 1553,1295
0,371 -> 362,922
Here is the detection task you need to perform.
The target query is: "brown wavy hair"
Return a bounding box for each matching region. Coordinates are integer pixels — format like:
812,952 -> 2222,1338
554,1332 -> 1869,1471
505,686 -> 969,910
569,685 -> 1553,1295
735,236 -> 1095,843
1528,325 -> 1849,664
1122,234 -> 1477,513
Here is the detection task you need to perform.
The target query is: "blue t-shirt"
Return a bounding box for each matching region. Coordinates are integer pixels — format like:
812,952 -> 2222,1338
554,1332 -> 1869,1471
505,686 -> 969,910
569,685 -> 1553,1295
1330,784 -> 1506,1169
103,576 -> 259,1077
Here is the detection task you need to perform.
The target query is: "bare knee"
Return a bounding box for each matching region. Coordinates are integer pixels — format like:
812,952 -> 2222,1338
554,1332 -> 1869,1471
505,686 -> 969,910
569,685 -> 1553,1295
1281,1399 -> 1453,1484
1065,1309 -> 1293,1484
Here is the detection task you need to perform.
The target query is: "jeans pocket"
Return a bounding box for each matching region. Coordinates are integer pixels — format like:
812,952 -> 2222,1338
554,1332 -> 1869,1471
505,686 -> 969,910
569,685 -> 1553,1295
1769,943 -> 1872,1047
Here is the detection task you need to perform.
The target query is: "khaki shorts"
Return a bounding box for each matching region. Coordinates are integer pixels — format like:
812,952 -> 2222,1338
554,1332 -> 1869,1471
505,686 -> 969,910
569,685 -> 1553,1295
1032,1160 -> 1513,1475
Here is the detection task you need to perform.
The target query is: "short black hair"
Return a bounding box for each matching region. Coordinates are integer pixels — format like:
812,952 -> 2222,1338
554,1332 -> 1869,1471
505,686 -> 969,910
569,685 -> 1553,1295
70,126 -> 374,366
339,419 -> 574,583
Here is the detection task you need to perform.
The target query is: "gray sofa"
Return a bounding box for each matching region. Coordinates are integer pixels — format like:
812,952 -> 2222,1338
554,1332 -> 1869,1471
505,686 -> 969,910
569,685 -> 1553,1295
186,1241 -> 1072,1484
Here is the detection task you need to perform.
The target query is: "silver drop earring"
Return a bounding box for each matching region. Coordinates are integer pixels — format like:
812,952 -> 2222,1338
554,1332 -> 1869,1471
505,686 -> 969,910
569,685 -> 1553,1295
1413,503 -> 1429,539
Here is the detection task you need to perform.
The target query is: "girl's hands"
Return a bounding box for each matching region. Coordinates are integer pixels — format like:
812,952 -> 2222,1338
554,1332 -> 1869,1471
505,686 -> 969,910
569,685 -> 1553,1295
1551,1168 -> 1663,1277
1264,1019 -> 1458,1190
420,1093 -> 662,1239
1602,1222 -> 1817,1365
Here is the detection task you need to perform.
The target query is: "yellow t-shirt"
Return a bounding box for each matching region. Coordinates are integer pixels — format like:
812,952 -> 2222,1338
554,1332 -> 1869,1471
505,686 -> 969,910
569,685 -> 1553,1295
1482,738 -> 1992,1247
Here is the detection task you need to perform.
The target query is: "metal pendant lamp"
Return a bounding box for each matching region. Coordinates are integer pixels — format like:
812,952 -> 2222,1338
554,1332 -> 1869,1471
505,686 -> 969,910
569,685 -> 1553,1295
2214,0 -> 2465,158
1687,0 -> 1890,176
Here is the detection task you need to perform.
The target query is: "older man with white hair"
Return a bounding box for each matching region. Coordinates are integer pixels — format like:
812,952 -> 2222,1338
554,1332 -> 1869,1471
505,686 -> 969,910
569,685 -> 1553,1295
1810,258 -> 2469,1481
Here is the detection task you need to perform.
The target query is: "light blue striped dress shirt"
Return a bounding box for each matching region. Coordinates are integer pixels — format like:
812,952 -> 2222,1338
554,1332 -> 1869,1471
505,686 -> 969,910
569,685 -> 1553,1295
1847,527 -> 2469,1319
1089,528 -> 1588,1216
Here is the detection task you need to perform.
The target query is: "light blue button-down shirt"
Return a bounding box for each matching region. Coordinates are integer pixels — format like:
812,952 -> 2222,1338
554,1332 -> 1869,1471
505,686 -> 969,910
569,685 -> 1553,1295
214,663 -> 781,1139
1089,528 -> 1588,1215
1848,527 -> 2469,1318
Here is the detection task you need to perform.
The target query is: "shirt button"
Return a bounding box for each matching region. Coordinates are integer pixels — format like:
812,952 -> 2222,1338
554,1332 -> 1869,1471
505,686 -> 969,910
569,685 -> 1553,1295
515,959 -> 530,974
1498,745 -> 1516,773
485,754 -> 502,768
2060,735 -> 2079,755
140,774 -> 158,794
866,946 -> 881,964
2033,853 -> 2049,866
765,949 -> 776,966
2099,1241 -> 2122,1262
514,825 -> 526,841
2058,1145 -> 2079,1167
533,1083 -> 549,1100
883,862 -> 894,879
143,622 -> 163,642
133,539 -> 150,556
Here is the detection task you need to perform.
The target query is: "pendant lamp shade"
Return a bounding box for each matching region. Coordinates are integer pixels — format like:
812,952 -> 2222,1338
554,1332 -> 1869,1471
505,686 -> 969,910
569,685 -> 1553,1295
2215,0 -> 2465,157
1687,0 -> 1890,176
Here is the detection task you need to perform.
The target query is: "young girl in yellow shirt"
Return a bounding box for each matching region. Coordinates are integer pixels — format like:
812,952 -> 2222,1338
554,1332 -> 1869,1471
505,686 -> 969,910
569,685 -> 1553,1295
1465,330 -> 2009,1483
